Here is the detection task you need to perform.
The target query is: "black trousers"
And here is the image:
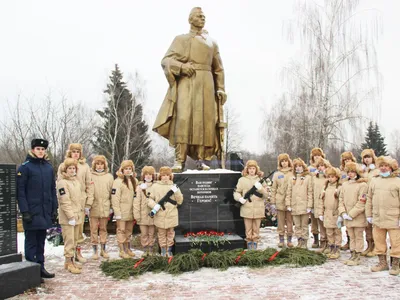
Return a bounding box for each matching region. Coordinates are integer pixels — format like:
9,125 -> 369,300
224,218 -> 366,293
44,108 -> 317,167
24,229 -> 46,269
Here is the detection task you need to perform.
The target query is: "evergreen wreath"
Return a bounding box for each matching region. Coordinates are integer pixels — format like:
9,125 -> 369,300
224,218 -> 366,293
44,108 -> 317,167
101,248 -> 326,279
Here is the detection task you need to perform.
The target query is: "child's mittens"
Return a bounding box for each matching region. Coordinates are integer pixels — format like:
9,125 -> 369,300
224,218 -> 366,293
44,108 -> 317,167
254,181 -> 262,190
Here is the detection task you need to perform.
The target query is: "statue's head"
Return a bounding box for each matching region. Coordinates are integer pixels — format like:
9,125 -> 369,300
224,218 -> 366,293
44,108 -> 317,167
188,7 -> 205,29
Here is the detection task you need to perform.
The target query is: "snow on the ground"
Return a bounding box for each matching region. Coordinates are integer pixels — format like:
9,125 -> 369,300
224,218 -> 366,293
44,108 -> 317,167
17,232 -> 144,265
16,224 -> 391,267
182,169 -> 240,174
12,226 -> 399,300
18,232 -> 64,260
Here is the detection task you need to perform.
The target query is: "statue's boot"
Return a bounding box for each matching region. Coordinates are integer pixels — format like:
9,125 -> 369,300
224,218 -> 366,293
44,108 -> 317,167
197,160 -> 210,171
172,161 -> 183,173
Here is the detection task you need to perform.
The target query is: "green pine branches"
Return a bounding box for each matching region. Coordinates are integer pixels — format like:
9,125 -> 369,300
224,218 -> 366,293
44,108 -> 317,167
101,248 -> 326,279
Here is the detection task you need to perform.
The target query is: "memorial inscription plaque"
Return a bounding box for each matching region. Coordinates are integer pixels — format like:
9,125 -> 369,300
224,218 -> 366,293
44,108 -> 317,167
174,171 -> 244,236
0,164 -> 17,257
0,164 -> 40,299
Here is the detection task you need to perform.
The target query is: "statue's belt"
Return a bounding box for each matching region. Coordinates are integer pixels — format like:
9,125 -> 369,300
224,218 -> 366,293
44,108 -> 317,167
190,63 -> 212,71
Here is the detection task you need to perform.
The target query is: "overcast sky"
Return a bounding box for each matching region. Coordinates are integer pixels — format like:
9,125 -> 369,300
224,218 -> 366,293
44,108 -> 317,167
1,0 -> 399,154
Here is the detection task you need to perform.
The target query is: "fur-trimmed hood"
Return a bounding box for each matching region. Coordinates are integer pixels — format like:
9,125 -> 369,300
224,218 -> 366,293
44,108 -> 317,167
158,166 -> 173,180
242,160 -> 264,177
292,158 -> 310,176
141,166 -> 156,181
361,149 -> 377,165
116,160 -> 136,179
376,156 -> 399,171
344,161 -> 363,177
65,143 -> 86,163
277,153 -> 293,171
354,177 -> 368,184
325,167 -> 341,179
340,151 -> 356,170
309,147 -> 325,165
315,158 -> 332,168
91,155 -> 109,173
60,171 -> 78,181
28,150 -> 50,161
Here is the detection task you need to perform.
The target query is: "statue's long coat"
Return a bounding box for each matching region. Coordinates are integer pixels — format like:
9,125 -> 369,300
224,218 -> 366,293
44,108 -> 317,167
153,30 -> 225,160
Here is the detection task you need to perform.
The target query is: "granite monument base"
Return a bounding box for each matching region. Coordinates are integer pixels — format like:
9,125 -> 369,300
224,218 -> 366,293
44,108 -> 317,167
0,259 -> 41,299
173,171 -> 245,253
0,253 -> 22,265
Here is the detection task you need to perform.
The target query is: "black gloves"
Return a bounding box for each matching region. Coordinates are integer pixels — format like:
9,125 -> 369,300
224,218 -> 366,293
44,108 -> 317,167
22,212 -> 32,223
51,212 -> 58,224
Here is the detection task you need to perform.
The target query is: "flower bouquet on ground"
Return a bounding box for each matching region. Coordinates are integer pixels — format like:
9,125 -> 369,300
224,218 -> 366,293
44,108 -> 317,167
46,226 -> 63,246
184,231 -> 230,252
265,202 -> 277,227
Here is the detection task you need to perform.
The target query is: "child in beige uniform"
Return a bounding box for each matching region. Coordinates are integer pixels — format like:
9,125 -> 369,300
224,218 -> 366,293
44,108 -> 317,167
319,167 -> 342,259
271,154 -> 294,248
338,162 -> 368,266
57,143 -> 91,263
366,156 -> 400,275
57,158 -> 84,274
339,151 -> 358,251
147,167 -> 183,257
134,166 -> 157,255
85,155 -> 114,260
308,147 -> 326,248
234,160 -> 268,250
360,149 -> 380,258
312,158 -> 331,253
286,158 -> 313,249
111,160 -> 138,259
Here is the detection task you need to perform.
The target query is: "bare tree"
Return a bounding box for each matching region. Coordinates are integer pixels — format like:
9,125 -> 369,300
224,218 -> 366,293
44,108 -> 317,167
389,129 -> 400,160
264,0 -> 382,161
0,94 -> 97,167
225,103 -> 243,157
148,134 -> 175,170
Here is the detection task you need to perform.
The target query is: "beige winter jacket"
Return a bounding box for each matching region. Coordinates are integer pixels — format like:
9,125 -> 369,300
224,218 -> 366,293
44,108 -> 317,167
285,173 -> 313,215
271,167 -> 293,211
111,177 -> 138,221
338,178 -> 368,227
233,175 -> 268,219
147,180 -> 183,229
362,167 -> 380,184
58,159 -> 92,207
320,183 -> 342,229
366,174 -> 400,229
57,172 -> 84,225
86,170 -> 114,218
134,182 -> 155,226
312,175 -> 326,217
339,170 -> 348,184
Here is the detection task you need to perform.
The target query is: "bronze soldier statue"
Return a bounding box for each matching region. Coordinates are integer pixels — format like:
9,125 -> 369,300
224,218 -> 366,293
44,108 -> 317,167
153,7 -> 227,172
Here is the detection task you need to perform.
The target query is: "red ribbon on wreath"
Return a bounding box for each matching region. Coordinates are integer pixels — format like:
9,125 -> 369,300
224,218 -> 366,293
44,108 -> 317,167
133,258 -> 145,269
235,250 -> 246,264
268,251 -> 280,262
201,253 -> 207,261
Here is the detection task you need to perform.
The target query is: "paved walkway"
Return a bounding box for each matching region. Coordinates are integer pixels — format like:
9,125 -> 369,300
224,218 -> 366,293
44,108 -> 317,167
12,227 -> 400,300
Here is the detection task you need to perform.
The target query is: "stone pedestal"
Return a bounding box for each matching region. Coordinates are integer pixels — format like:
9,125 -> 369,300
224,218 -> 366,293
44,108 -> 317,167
173,170 -> 245,253
0,164 -> 41,298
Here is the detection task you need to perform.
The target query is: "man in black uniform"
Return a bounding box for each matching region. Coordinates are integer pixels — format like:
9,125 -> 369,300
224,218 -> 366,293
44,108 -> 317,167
17,139 -> 58,281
